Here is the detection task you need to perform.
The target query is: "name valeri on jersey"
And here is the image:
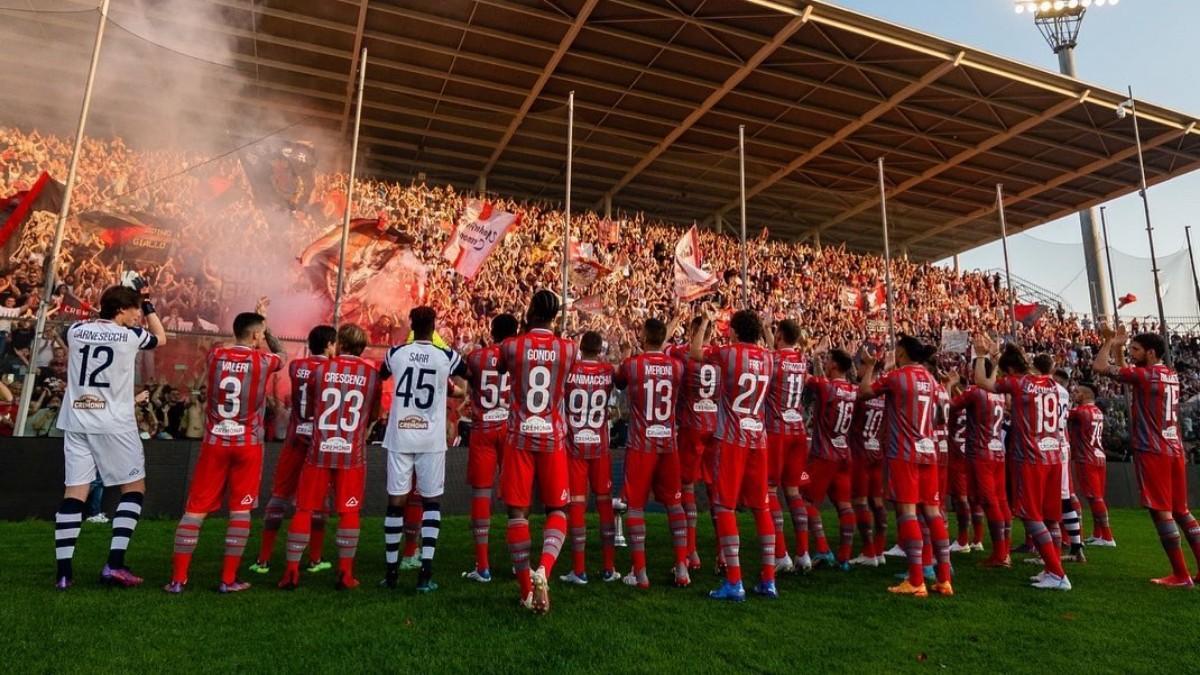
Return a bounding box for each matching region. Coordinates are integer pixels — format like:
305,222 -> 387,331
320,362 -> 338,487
397,415 -> 430,430
222,361 -> 250,373
319,437 -> 352,454
324,371 -> 367,386
71,394 -> 107,410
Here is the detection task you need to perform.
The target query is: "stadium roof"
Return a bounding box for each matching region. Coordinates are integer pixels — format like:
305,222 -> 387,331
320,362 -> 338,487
6,0 -> 1200,261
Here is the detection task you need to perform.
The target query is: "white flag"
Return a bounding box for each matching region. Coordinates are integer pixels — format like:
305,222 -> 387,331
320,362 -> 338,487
674,225 -> 719,301
442,199 -> 519,279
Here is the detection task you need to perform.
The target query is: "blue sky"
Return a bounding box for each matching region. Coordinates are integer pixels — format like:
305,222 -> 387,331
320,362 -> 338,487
825,0 -> 1200,314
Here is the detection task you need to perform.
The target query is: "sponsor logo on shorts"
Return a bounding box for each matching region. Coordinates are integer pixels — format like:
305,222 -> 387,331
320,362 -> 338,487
72,395 -> 107,410
397,415 -> 430,430
320,437 -> 352,454
128,468 -> 141,477
345,497 -> 359,508
800,471 -> 810,482
520,416 -> 553,435
240,494 -> 254,506
559,489 -> 569,502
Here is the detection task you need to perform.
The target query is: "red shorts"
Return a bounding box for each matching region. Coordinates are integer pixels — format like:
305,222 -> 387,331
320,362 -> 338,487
185,443 -> 264,514
296,464 -> 365,513
768,431 -> 810,488
678,428 -> 715,485
1074,462 -> 1107,500
500,445 -> 569,509
1012,462 -> 1063,522
887,458 -> 940,506
804,455 -> 851,505
468,426 -> 506,488
971,456 -> 1007,507
624,451 -> 682,509
711,441 -> 769,510
851,454 -> 883,500
1134,452 -> 1189,513
948,452 -> 971,499
568,453 -> 613,498
937,457 -> 949,502
269,438 -> 308,500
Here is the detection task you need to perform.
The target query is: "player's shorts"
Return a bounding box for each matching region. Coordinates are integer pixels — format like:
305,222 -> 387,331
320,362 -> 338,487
678,427 -> 715,485
948,452 -> 971,499
851,454 -> 884,501
1060,456 -> 1075,499
296,464 -> 365,513
1074,462 -> 1107,500
468,426 -> 506,488
500,445 -> 569,509
1134,452 -> 1189,513
184,443 -> 264,514
768,431 -> 810,488
624,450 -> 682,509
387,451 -> 446,498
804,455 -> 851,505
937,457 -> 949,503
971,456 -> 1007,507
711,441 -> 769,510
1012,462 -> 1063,522
887,458 -> 940,506
568,453 -> 613,498
63,430 -> 145,488
269,437 -> 310,499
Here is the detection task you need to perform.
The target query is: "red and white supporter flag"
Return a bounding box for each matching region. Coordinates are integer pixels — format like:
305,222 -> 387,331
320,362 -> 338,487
569,237 -> 611,288
673,225 -> 719,301
442,199 -> 520,279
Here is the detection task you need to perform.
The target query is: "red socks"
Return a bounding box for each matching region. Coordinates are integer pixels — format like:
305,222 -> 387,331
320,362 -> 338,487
754,507 -> 776,583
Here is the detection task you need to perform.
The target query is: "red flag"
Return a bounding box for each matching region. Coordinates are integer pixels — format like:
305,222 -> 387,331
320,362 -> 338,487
840,287 -> 863,311
1118,293 -> 1137,309
572,294 -> 605,314
76,211 -> 176,265
867,283 -> 887,313
1014,303 -> 1046,328
0,172 -> 65,254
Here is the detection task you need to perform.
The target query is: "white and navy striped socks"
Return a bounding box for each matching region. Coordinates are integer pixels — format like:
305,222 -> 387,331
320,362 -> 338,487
420,499 -> 442,579
384,504 -> 404,572
55,498 -> 85,581
108,492 -> 144,570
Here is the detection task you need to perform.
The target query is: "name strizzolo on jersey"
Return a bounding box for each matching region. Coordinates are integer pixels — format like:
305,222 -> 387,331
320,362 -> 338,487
58,320 -> 157,435
382,341 -> 466,453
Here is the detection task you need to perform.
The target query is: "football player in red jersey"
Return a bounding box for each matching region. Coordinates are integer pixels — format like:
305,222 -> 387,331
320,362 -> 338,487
848,384 -> 888,567
1067,382 -> 1114,547
166,299 -> 286,593
803,348 -> 861,571
279,324 -> 380,590
859,336 -> 955,598
765,320 -> 816,573
691,307 -> 778,601
250,325 -> 337,576
497,290 -> 578,613
560,331 -> 618,585
616,318 -> 688,589
461,313 -> 520,582
1094,326 -> 1199,587
951,358 -> 1012,567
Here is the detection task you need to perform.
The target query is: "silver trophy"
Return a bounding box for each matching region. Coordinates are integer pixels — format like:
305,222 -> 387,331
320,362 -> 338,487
612,496 -> 628,548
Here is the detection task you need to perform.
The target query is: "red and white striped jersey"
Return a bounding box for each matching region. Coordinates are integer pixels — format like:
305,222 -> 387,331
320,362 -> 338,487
666,344 -> 719,435
705,343 -> 775,450
849,396 -> 886,462
995,374 -> 1062,465
766,348 -> 808,436
498,328 -> 578,453
285,355 -> 328,451
1068,403 -> 1106,466
868,364 -> 939,465
804,376 -> 857,461
950,386 -> 1006,461
305,355 -> 380,469
1118,365 -> 1184,457
564,359 -> 614,459
466,345 -> 510,432
934,384 -> 951,463
616,351 -> 682,454
202,345 -> 284,447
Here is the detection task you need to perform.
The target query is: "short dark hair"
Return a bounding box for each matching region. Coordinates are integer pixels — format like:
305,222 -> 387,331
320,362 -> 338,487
828,348 -> 853,374
527,290 -> 560,326
580,331 -> 603,357
777,319 -> 801,346
491,313 -> 519,343
896,334 -> 933,364
729,310 -> 762,344
307,325 -> 337,355
1053,368 -> 1070,382
233,312 -> 266,340
410,306 -> 436,340
643,318 -> 667,348
337,323 -> 368,356
1032,353 -> 1055,375
98,285 -> 140,320
997,343 -> 1028,375
1132,332 -> 1166,360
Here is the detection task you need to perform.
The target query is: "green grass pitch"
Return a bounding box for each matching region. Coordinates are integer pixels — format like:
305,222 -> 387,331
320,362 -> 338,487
2,509 -> 1196,673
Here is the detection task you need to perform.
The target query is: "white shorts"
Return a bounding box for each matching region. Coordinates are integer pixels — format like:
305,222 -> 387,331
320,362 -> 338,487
1060,444 -> 1072,499
387,451 -> 445,497
63,430 -> 145,488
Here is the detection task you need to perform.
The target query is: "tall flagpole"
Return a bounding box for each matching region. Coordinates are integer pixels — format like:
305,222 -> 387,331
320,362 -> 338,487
877,157 -> 896,347
15,0 -> 111,437
1100,206 -> 1120,323
738,124 -> 748,308
561,91 -> 574,332
996,184 -> 1017,338
1124,86 -> 1171,364
332,47 -> 368,327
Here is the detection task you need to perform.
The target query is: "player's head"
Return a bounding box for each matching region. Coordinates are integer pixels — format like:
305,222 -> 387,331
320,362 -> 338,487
775,319 -> 800,349
1053,368 -> 1070,387
978,357 -> 995,379
894,335 -> 932,366
729,309 -> 762,344
336,323 -> 368,357
98,285 -> 141,325
1129,332 -> 1165,366
491,313 -> 519,344
526,290 -> 561,329
307,324 -> 337,358
689,313 -> 715,343
997,343 -> 1028,375
1032,353 -> 1055,376
825,348 -> 854,377
409,306 -> 436,340
233,312 -> 267,347
642,318 -> 668,350
1073,381 -> 1097,404
580,331 -> 603,358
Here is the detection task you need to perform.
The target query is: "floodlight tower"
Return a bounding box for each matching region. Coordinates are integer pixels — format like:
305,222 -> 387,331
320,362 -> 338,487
1014,0 -> 1119,323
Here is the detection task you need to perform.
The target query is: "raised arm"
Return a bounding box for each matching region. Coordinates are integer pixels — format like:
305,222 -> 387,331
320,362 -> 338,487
689,305 -> 713,362
256,296 -> 286,357
856,346 -> 881,400
971,333 -> 998,393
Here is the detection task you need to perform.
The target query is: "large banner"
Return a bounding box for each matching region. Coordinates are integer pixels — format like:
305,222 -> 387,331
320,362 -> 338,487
442,199 -> 519,279
674,225 -> 718,301
77,211 -> 176,265
0,171 -> 64,259
240,139 -> 318,212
